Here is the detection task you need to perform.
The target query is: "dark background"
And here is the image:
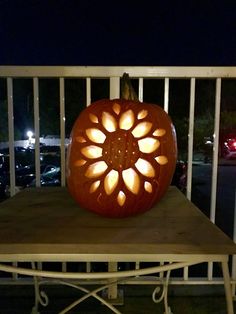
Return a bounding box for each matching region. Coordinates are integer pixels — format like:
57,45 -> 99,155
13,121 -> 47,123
0,0 -> 235,66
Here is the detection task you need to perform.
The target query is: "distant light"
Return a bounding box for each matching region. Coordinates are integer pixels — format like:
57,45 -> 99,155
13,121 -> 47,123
26,130 -> 34,146
27,130 -> 33,139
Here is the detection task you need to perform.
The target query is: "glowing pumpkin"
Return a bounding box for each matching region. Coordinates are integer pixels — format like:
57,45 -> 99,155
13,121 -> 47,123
66,98 -> 177,217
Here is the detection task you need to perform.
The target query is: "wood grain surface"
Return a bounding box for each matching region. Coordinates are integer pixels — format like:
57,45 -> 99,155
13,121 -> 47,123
0,186 -> 235,260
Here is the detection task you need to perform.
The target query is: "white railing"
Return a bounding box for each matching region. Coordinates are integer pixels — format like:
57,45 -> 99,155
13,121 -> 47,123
0,66 -> 235,292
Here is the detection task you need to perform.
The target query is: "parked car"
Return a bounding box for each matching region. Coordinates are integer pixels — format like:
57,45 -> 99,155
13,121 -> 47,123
0,155 -> 23,174
29,167 -> 61,187
40,145 -> 60,156
220,133 -> 236,159
171,160 -> 187,193
203,130 -> 236,161
15,164 -> 58,187
218,129 -> 235,159
0,175 -> 8,202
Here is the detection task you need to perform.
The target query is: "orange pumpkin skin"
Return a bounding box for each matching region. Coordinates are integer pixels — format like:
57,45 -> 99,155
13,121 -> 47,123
66,99 -> 177,218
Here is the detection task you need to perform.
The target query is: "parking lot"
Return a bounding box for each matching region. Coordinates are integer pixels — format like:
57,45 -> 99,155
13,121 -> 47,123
0,145 -> 61,201
192,157 -> 236,238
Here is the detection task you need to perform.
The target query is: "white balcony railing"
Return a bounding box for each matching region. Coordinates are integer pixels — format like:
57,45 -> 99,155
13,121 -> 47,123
0,66 -> 235,293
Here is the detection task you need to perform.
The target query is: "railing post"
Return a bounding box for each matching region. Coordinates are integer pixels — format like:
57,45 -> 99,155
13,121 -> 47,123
59,78 -> 66,187
108,75 -> 120,301
164,78 -> 169,113
186,78 -> 195,201
110,77 -> 120,100
7,78 -> 16,197
33,77 -> 41,187
232,188 -> 236,298
208,78 -> 222,280
86,77 -> 91,106
138,78 -> 143,102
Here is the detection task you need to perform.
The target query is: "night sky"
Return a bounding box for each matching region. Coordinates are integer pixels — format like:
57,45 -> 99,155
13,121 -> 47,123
0,0 -> 235,66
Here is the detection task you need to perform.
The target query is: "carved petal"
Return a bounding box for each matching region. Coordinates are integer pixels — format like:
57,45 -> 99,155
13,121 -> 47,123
137,109 -> 148,119
119,110 -> 135,130
144,181 -> 152,193
155,155 -> 168,165
81,145 -> 103,159
117,191 -> 126,206
113,103 -> 121,115
102,112 -> 117,132
86,128 -> 106,143
85,161 -> 108,178
76,136 -> 86,143
104,170 -> 119,195
138,138 -> 160,153
74,159 -> 86,166
132,122 -> 152,138
135,158 -> 155,177
89,113 -> 99,123
122,168 -> 140,194
89,180 -> 101,193
153,128 -> 166,137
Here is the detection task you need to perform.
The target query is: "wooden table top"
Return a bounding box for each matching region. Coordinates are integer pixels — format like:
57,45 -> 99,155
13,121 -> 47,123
0,186 -> 235,261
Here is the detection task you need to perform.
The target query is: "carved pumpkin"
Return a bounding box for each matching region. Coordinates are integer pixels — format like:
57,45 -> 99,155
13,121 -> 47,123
66,98 -> 177,218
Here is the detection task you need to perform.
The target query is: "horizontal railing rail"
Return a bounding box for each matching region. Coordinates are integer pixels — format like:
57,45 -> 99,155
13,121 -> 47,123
0,66 -> 236,78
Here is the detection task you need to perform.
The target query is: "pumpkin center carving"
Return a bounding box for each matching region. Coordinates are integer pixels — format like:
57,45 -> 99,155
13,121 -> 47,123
103,130 -> 139,170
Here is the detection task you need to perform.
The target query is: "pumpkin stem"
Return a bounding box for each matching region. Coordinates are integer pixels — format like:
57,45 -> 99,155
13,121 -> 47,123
121,73 -> 139,101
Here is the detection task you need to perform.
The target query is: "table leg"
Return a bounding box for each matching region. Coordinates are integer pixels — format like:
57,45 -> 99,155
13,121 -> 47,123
152,268 -> 173,314
222,260 -> 234,314
108,262 -> 118,300
31,262 -> 48,314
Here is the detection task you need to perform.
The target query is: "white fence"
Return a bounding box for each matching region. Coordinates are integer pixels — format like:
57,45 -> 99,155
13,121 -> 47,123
0,66 -> 235,292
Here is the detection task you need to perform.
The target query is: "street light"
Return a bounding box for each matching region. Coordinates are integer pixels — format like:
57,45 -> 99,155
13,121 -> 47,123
26,130 -> 34,146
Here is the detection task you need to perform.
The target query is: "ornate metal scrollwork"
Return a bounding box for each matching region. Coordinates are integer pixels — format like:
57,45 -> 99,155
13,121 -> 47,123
0,261 -> 195,314
152,266 -> 173,314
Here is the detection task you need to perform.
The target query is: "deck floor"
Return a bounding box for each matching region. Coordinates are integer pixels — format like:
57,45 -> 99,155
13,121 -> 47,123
0,285 -> 234,314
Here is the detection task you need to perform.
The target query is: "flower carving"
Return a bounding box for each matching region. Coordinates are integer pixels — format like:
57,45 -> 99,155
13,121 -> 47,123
75,103 -> 168,207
